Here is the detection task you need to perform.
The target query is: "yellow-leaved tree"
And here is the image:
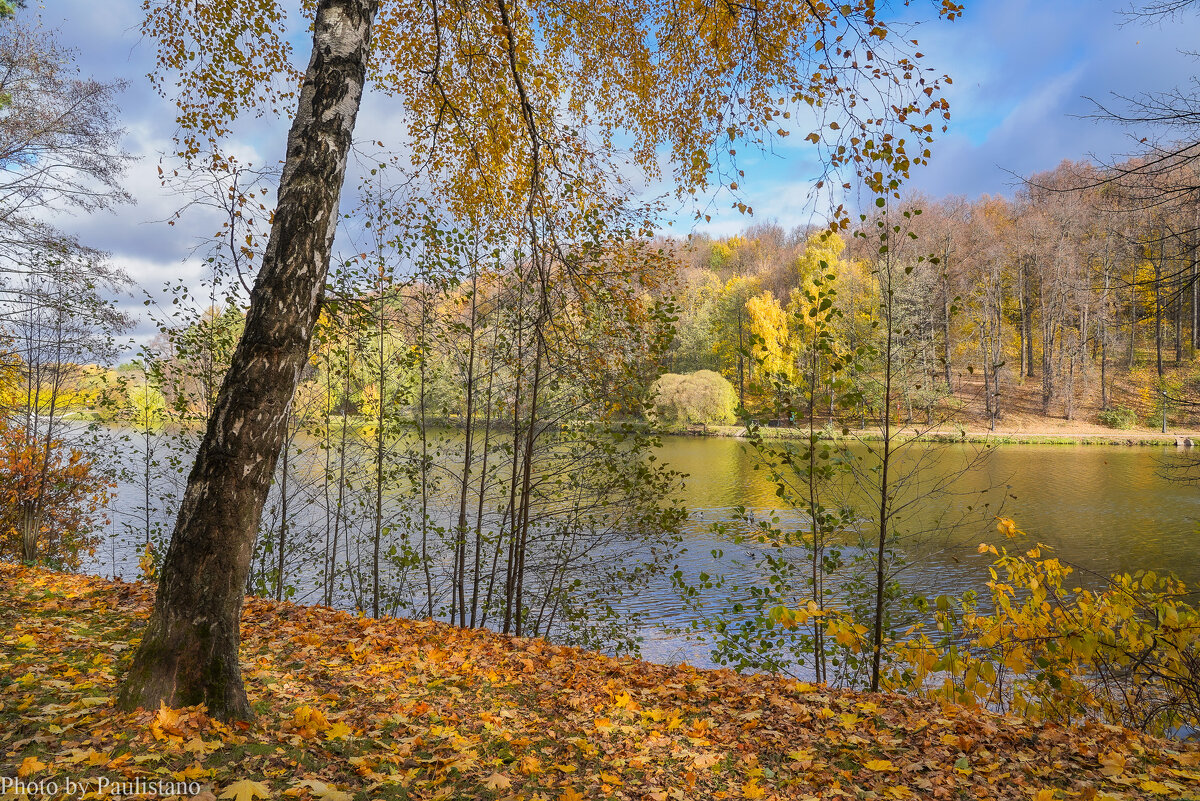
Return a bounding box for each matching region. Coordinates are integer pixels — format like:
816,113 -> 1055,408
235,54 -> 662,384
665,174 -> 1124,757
746,290 -> 796,385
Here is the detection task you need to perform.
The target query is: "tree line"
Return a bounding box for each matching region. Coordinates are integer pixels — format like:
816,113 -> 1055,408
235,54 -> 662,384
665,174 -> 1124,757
660,157 -> 1200,431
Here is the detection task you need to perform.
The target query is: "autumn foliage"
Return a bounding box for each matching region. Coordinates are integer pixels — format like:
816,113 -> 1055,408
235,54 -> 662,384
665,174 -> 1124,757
0,420 -> 110,569
892,519 -> 1200,740
3,564 -> 1199,801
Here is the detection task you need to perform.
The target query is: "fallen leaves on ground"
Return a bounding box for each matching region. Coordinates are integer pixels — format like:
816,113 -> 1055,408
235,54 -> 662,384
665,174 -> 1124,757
1,564 -> 1198,800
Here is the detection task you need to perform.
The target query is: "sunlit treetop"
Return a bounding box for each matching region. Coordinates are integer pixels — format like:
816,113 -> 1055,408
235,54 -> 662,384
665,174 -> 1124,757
143,0 -> 960,227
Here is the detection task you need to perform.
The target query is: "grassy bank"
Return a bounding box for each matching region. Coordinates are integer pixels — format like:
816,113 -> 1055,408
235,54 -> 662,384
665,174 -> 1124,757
2,565 -> 1198,800
694,424 -> 1194,447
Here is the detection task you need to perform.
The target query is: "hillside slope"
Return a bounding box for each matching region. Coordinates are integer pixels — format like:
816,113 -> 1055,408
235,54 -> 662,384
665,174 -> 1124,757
1,565 -> 1198,800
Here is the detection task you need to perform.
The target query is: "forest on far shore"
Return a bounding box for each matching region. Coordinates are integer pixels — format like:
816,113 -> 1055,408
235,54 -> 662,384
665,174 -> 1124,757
29,154 -> 1200,452
659,159 -> 1200,433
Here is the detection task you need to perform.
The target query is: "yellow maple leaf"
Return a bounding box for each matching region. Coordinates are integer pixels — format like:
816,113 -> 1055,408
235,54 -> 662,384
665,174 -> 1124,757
1139,780 -> 1174,796
558,788 -> 584,801
17,756 -> 46,777
61,748 -> 106,766
445,756 -> 476,773
1097,751 -> 1127,777
613,691 -> 638,711
1031,790 -> 1057,801
516,755 -> 543,776
185,737 -> 223,756
482,773 -> 511,791
863,759 -> 896,772
291,705 -> 330,731
741,779 -> 766,800
175,764 -> 213,781
152,700 -> 185,739
324,722 -> 352,740
220,779 -> 271,801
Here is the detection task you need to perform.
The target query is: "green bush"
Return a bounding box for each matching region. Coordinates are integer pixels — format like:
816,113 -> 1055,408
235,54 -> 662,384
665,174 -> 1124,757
650,370 -> 738,426
1097,405 -> 1138,430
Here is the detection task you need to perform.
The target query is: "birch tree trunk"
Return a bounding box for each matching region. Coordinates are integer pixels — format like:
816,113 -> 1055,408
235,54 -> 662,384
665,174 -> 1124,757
118,0 -> 379,721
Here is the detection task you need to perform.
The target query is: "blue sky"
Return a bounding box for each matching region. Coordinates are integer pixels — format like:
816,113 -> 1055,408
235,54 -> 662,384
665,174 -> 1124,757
31,0 -> 1200,327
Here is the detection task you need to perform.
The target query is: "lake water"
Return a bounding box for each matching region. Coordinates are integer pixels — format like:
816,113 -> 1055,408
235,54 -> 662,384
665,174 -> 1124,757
638,436 -> 1200,664
88,432 -> 1200,668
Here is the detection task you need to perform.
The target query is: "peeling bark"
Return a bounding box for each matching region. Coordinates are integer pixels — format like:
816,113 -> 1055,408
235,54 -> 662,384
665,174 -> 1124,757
117,0 -> 379,721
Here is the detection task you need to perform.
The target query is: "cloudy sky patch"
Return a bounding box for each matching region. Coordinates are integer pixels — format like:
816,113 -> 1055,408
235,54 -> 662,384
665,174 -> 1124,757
30,0 -> 1200,321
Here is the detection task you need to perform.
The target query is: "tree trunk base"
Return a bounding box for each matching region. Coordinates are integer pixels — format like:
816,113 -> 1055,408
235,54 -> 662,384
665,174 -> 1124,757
117,611 -> 251,721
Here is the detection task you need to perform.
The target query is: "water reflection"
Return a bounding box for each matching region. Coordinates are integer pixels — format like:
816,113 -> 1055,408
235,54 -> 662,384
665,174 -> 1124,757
660,437 -> 1200,585
89,429 -> 1200,668
637,437 -> 1200,665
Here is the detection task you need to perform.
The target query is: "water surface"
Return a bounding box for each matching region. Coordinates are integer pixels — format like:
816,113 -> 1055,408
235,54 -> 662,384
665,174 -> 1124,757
90,431 -> 1200,667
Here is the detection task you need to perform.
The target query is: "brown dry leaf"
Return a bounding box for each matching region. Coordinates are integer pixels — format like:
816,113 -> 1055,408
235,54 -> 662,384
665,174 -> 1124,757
294,780 -> 351,801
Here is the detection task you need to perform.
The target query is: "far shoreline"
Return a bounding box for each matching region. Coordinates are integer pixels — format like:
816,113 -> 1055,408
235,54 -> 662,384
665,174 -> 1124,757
662,423 -> 1200,447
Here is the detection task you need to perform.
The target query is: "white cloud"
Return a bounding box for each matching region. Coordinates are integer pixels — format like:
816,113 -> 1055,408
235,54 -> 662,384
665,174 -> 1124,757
21,0 -> 1200,285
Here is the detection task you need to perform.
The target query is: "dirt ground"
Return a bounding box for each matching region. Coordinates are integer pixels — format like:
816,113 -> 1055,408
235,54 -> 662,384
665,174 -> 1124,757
939,360 -> 1200,438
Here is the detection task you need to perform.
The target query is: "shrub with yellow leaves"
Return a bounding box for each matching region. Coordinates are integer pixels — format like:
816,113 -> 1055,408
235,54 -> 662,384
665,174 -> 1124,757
890,520 -> 1200,737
